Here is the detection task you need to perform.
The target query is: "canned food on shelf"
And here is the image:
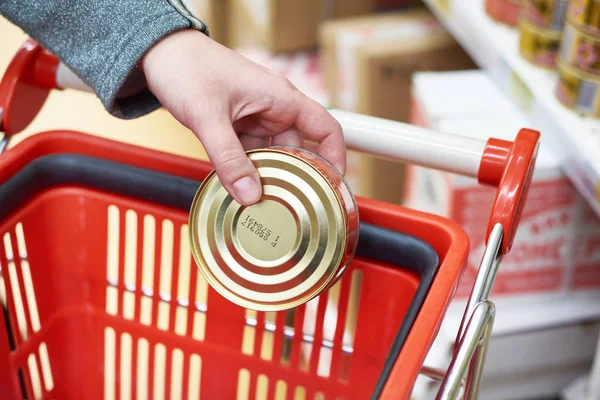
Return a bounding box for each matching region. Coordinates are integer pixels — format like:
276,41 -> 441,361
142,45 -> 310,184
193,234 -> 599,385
486,0 -> 522,26
567,0 -> 600,34
556,58 -> 600,117
188,146 -> 359,312
519,19 -> 563,68
521,0 -> 569,30
560,20 -> 600,75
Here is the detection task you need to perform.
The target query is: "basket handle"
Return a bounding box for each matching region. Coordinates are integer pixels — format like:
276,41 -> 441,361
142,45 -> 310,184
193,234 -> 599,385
0,39 -> 541,254
328,109 -> 539,256
0,39 -> 90,149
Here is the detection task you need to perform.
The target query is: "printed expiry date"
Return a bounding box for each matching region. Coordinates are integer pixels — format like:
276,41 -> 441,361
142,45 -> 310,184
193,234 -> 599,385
240,215 -> 280,247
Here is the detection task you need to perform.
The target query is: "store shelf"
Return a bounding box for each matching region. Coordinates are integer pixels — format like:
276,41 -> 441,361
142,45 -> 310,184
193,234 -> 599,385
423,0 -> 600,216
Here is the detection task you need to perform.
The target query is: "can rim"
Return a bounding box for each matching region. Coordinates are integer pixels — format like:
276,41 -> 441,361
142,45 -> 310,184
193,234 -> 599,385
557,55 -> 600,79
188,146 -> 357,311
564,17 -> 600,41
518,18 -> 564,38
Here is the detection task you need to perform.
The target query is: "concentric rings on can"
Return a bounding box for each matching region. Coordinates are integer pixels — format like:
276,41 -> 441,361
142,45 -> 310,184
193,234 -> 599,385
560,21 -> 600,75
555,58 -> 600,116
519,19 -> 562,68
567,0 -> 600,35
189,146 -> 359,311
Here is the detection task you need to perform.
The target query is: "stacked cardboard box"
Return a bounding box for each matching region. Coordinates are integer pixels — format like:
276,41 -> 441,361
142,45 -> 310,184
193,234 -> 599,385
408,69 -> 600,299
220,0 -> 389,52
318,9 -> 476,204
407,69 -> 600,400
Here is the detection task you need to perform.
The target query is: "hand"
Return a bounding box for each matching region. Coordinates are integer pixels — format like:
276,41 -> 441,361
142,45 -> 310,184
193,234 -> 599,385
141,29 -> 345,205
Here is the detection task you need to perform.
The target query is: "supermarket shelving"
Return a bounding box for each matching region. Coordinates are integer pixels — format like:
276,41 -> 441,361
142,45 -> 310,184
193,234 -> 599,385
423,0 -> 600,217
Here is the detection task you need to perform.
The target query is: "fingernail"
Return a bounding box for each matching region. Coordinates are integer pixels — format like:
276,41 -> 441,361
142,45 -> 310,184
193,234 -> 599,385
233,176 -> 261,204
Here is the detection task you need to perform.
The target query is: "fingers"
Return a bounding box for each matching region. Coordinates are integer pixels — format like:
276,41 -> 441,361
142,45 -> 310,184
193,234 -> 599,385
271,127 -> 303,148
239,134 -> 270,150
194,118 -> 262,205
290,92 -> 346,174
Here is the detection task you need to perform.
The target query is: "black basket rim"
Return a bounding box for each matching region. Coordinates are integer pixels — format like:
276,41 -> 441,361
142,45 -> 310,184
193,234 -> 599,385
0,152 -> 440,399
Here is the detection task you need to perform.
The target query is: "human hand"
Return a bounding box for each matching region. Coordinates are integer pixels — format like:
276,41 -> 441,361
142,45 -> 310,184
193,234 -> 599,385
141,29 -> 345,205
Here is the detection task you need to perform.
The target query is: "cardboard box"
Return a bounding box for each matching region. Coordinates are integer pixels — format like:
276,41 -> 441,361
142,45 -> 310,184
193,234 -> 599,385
571,198 -> 600,290
377,0 -> 420,10
228,0 -> 377,53
407,70 -> 600,298
319,10 -> 475,204
319,9 -> 475,118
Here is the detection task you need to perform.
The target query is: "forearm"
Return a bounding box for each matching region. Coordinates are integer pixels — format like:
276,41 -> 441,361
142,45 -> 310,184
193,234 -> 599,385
0,0 -> 205,119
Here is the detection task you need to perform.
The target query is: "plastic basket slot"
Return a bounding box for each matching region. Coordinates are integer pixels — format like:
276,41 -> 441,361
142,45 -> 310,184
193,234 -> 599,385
294,385 -> 307,399
15,365 -> 33,400
2,231 -> 30,342
103,204 -> 214,399
105,205 -> 208,342
27,351 -> 43,400
240,267 -> 363,382
0,152 -> 450,399
237,369 -> 313,400
103,326 -> 203,400
276,380 -> 289,399
0,222 -> 55,398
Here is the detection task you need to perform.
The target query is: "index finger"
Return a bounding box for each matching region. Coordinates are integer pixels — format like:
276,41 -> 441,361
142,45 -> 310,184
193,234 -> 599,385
291,91 -> 346,174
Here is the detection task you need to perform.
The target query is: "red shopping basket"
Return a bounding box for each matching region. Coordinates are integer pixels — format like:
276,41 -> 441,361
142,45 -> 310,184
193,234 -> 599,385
0,40 -> 540,399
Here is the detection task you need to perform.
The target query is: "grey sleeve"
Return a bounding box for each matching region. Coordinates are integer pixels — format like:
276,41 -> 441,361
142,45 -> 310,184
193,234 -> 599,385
0,0 -> 207,119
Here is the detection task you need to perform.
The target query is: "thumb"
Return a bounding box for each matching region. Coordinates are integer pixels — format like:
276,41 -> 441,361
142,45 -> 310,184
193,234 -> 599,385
195,118 -> 262,205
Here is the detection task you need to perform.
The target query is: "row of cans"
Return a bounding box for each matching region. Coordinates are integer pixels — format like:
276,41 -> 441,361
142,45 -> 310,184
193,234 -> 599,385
556,1 -> 600,116
518,0 -> 569,69
507,0 -> 600,117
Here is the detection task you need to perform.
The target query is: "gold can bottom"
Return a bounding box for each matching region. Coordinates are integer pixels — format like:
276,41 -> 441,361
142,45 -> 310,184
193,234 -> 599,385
519,20 -> 563,69
556,58 -> 600,117
188,147 -> 359,311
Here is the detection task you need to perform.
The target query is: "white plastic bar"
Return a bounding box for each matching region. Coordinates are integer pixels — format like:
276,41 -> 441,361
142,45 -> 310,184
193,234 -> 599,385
328,109 -> 487,179
52,64 -> 489,179
55,62 -> 93,93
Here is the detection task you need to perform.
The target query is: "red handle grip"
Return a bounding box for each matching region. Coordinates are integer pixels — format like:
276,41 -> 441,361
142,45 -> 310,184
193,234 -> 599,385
479,130 -> 540,254
0,39 -> 61,136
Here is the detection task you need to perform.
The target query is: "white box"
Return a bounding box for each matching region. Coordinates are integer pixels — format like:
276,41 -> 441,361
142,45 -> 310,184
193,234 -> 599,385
408,70 -> 600,299
414,293 -> 600,400
407,69 -> 600,400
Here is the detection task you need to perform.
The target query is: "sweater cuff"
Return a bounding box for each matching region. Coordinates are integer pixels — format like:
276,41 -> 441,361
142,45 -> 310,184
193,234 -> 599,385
95,8 -> 193,119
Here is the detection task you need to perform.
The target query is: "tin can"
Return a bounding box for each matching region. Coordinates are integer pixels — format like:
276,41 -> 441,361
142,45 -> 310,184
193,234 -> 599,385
519,20 -> 562,68
567,0 -> 600,35
486,0 -> 522,27
555,58 -> 600,117
189,146 -> 359,311
560,21 -> 600,75
521,0 -> 569,30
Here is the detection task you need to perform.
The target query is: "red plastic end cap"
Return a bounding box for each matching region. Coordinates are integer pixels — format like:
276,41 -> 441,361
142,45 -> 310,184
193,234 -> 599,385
0,39 -> 53,136
486,128 -> 540,255
33,50 -> 60,90
478,138 -> 512,187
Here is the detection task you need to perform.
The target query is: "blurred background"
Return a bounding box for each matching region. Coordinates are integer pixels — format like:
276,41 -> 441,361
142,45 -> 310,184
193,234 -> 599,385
2,0 -> 600,399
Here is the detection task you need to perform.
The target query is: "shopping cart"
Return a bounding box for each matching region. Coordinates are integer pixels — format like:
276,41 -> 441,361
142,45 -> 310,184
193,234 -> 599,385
0,40 -> 540,399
